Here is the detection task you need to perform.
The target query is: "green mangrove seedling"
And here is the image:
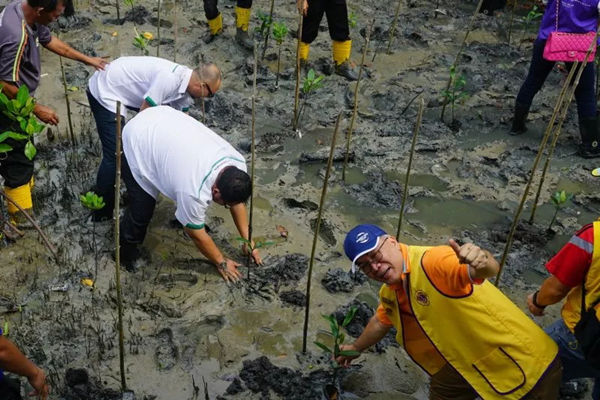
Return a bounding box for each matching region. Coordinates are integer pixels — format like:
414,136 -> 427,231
519,5 -> 542,47
314,306 -> 361,367
254,10 -> 273,45
80,191 -> 105,290
295,68 -> 324,131
0,85 -> 45,160
548,190 -> 573,232
133,28 -> 153,55
441,65 -> 468,125
348,10 -> 357,29
272,21 -> 288,87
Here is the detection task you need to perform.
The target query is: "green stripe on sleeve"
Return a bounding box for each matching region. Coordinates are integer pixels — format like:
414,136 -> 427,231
145,96 -> 157,106
185,223 -> 205,230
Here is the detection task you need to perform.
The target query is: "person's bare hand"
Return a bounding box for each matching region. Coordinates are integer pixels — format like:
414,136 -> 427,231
34,104 -> 59,125
242,242 -> 263,266
28,367 -> 49,400
296,0 -> 308,16
335,344 -> 360,368
527,292 -> 545,316
216,258 -> 242,282
87,56 -> 109,71
448,239 -> 489,270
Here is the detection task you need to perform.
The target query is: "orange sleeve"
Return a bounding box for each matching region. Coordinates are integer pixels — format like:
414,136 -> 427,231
375,303 -> 394,326
421,245 -> 479,297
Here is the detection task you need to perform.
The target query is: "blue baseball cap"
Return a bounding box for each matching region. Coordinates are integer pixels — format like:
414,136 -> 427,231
344,224 -> 387,272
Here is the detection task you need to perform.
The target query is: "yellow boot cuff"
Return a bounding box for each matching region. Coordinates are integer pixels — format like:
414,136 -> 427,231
235,6 -> 251,31
5,183 -> 32,215
208,13 -> 223,35
332,40 -> 352,65
299,42 -> 310,61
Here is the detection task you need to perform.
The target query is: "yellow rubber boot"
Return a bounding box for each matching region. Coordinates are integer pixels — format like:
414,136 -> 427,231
332,40 -> 358,81
235,6 -> 251,31
299,42 -> 310,61
207,13 -> 223,35
5,182 -> 33,226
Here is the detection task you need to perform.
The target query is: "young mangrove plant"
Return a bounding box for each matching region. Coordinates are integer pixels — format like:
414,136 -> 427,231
261,0 -> 276,60
254,10 -> 273,56
294,68 -> 324,132
302,112 -> 341,353
59,54 -> 76,146
519,5 -> 543,49
441,65 -> 468,126
133,28 -> 153,55
547,190 -> 573,232
348,10 -> 357,29
0,85 -> 44,160
292,13 -> 304,130
156,0 -> 161,57
80,192 -> 105,290
272,21 -> 288,87
124,0 -> 135,21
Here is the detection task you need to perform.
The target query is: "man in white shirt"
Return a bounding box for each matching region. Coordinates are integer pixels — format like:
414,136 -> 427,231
120,106 -> 261,281
86,56 -> 222,221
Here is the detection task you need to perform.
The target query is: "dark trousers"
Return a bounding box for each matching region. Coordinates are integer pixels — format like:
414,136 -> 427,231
0,376 -> 23,400
120,154 -> 156,245
87,90 -> 128,211
203,0 -> 252,20
301,0 -> 350,44
0,115 -> 33,188
516,39 -> 597,120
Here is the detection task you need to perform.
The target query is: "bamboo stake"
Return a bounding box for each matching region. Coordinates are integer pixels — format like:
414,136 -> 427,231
116,0 -> 120,23
247,44 -> 258,279
113,102 -> 127,390
528,66 -> 579,223
507,0 -> 517,45
59,55 -> 76,147
0,189 -> 57,259
201,97 -> 205,124
173,3 -> 178,62
302,112 -> 341,353
157,0 -> 161,57
292,13 -> 304,130
396,97 -> 424,240
342,20 -> 373,182
440,0 -> 485,122
386,0 -> 402,54
495,61 -> 584,286
261,0 -> 276,61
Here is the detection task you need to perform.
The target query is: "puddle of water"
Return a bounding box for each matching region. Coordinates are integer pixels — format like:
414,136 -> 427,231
384,171 -> 449,192
412,197 -> 505,229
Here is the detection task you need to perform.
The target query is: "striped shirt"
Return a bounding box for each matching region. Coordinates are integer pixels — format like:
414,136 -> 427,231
0,0 -> 51,93
546,224 -> 594,287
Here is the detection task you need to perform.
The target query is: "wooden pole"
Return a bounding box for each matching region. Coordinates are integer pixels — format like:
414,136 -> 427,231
396,98 -> 424,240
292,13 -> 304,130
342,20 -> 373,181
157,0 -> 161,57
302,112 -> 341,353
507,0 -> 518,45
386,0 -> 402,54
113,102 -> 127,390
261,0 -> 276,60
247,43 -> 258,279
59,55 -> 76,147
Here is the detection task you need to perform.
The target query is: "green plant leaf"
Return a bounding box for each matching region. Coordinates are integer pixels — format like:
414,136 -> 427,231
24,140 -> 36,160
16,85 -> 28,105
0,143 -> 13,152
314,341 -> 332,354
338,332 -> 345,344
342,306 -> 358,327
338,350 -> 361,357
307,68 -> 315,81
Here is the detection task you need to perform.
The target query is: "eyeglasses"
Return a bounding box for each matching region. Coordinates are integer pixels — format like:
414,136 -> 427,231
356,236 -> 389,272
203,82 -> 215,98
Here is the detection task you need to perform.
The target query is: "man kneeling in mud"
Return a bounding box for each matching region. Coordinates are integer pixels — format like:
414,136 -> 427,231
119,106 -> 261,281
336,224 -> 562,399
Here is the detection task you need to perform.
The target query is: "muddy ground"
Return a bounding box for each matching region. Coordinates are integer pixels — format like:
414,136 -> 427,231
1,0 -> 600,398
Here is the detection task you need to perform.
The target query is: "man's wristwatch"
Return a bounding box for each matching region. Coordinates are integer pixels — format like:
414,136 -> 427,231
532,291 -> 546,309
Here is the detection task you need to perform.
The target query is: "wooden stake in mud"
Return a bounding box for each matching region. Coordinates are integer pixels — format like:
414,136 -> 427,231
116,0 -> 120,24
173,3 -> 178,62
261,0 -> 276,61
113,102 -> 127,391
440,0 -> 485,122
59,55 -> 76,147
342,20 -> 373,182
0,189 -> 57,260
156,0 -> 161,57
396,97 -> 424,240
292,13 -> 304,131
386,0 -> 402,54
247,44 -> 258,279
302,112 -> 341,353
507,0 -> 518,45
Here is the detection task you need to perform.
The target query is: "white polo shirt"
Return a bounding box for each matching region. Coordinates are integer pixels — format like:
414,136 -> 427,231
122,106 -> 247,229
88,56 -> 194,117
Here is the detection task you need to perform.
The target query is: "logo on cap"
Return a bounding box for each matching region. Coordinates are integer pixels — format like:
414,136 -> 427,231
356,232 -> 369,244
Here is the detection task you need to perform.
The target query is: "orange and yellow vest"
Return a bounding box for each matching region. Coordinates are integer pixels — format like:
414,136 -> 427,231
561,219 -> 600,331
379,245 -> 558,399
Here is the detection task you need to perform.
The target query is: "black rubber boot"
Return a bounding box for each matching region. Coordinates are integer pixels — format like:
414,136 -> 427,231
335,60 -> 358,81
235,28 -> 254,50
119,242 -> 141,272
510,102 -> 529,135
578,117 -> 600,158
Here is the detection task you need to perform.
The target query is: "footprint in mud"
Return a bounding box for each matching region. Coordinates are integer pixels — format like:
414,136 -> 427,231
156,272 -> 198,288
155,328 -> 178,371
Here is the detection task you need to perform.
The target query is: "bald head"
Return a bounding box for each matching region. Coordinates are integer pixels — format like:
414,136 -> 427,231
188,63 -> 222,98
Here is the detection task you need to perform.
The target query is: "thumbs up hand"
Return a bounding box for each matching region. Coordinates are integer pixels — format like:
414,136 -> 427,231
448,239 -> 490,270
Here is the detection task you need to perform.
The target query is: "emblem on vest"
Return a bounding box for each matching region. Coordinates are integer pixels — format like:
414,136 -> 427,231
415,290 -> 430,306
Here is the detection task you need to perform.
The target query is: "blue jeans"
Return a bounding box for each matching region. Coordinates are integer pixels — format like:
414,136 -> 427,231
87,90 -> 127,212
516,39 -> 597,120
545,318 -> 600,399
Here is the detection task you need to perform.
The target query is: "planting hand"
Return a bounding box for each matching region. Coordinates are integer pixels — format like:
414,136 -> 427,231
335,344 -> 360,367
28,366 -> 49,400
86,56 -> 109,71
297,0 -> 308,16
33,104 -> 59,125
242,242 -> 263,265
217,258 -> 243,282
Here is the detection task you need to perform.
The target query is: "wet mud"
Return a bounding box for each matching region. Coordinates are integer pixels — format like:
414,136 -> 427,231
1,0 -> 600,398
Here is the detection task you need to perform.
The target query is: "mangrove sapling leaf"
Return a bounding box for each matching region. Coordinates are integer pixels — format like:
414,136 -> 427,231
0,144 -> 12,152
80,191 -> 106,211
548,190 -> 573,231
24,141 -> 36,161
254,11 -> 272,40
348,10 -> 357,29
314,341 -> 332,353
342,306 -> 358,327
272,21 -> 288,87
313,306 -> 360,365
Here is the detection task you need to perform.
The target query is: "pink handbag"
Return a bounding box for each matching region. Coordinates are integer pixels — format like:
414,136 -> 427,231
542,0 -> 597,62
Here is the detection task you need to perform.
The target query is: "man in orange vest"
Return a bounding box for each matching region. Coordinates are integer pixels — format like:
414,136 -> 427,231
527,221 -> 600,399
337,224 -> 562,399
